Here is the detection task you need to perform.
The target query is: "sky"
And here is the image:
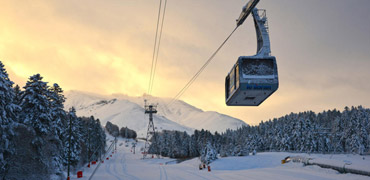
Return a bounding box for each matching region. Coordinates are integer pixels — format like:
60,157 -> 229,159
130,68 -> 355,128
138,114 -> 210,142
1,0 -> 370,125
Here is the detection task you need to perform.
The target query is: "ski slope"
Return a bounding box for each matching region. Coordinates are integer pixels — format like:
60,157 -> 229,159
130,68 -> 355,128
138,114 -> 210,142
69,137 -> 370,180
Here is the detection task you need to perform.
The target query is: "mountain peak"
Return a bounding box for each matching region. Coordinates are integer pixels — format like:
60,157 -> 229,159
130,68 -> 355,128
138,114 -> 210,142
64,90 -> 247,136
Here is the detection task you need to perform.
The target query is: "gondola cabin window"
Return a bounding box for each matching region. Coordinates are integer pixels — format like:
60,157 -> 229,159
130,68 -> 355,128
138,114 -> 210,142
229,67 -> 235,96
235,64 -> 240,89
242,59 -> 274,78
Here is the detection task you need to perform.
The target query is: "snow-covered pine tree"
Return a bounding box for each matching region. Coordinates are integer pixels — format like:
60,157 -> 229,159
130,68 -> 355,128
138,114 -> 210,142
129,128 -> 137,139
348,107 -> 361,153
20,74 -> 53,136
200,142 -> 217,165
46,83 -> 67,176
105,121 -> 119,137
124,126 -> 128,138
13,84 -> 23,105
63,107 -> 82,167
5,73 -> 64,179
93,118 -> 106,160
149,106 -> 370,159
213,131 -> 222,153
188,134 -> 199,157
291,118 -> 301,151
78,116 -> 106,164
339,106 -> 351,152
81,116 -> 93,162
357,106 -> 369,154
191,130 -> 200,155
49,83 -> 66,138
0,61 -> 20,179
219,145 -> 228,157
19,74 -> 65,176
153,131 -> 169,157
303,117 -> 315,153
332,115 -> 344,153
171,131 -> 182,157
180,132 -> 190,157
162,130 -> 171,157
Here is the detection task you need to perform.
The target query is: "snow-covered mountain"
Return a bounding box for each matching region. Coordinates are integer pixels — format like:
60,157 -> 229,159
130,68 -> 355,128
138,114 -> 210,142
64,90 -> 247,137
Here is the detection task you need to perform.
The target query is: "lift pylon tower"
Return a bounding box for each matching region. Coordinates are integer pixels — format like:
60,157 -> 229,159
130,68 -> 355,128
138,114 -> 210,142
143,100 -> 160,159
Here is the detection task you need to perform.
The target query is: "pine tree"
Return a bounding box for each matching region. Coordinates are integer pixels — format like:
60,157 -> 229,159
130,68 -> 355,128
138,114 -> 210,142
49,83 -> 66,138
93,118 -> 106,160
358,107 -> 369,154
201,142 -> 217,165
63,107 -> 82,167
160,131 -> 171,157
154,106 -> 370,159
171,131 -> 182,157
189,134 -> 199,157
45,83 -> 66,176
13,84 -> 23,105
332,116 -> 345,153
0,61 -> 20,178
303,117 -> 315,153
349,107 -> 361,153
20,74 -> 53,136
106,121 -> 119,137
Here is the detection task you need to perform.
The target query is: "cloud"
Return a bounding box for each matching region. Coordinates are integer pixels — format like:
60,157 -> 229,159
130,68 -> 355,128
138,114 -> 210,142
0,0 -> 370,125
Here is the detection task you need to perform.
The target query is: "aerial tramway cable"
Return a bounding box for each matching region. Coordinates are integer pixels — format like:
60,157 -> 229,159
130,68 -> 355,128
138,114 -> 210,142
148,0 -> 168,96
167,26 -> 239,106
166,0 -> 263,107
148,0 -> 162,95
149,0 -> 168,95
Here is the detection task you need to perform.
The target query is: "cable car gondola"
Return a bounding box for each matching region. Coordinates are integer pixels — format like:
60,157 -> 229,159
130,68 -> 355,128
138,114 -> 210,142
226,7 -> 278,106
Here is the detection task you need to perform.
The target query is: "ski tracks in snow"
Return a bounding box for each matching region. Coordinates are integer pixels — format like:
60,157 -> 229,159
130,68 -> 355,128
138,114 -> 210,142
159,164 -> 168,180
106,149 -> 139,180
87,138 -> 224,180
104,155 -> 121,180
118,150 -> 139,180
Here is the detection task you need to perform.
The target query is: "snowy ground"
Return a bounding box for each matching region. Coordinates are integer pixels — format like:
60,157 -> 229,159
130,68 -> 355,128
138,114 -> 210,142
70,137 -> 370,180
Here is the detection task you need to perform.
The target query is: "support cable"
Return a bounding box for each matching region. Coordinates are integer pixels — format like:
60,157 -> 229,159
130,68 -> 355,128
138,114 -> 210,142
167,26 -> 239,106
149,0 -> 168,95
148,0 -> 163,95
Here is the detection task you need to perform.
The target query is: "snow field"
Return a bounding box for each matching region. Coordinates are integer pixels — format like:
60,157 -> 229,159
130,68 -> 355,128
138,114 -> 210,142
69,137 -> 370,180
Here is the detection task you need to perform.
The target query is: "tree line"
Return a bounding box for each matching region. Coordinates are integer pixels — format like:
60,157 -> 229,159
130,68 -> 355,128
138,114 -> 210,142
0,61 -> 106,180
105,121 -> 137,139
150,106 -> 370,164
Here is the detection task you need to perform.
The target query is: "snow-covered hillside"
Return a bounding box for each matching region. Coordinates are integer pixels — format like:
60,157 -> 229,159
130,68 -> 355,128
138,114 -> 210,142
70,137 -> 370,180
64,91 -> 247,137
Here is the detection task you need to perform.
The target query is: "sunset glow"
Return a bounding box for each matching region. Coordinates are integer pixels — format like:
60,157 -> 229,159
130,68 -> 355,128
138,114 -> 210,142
1,0 -> 370,125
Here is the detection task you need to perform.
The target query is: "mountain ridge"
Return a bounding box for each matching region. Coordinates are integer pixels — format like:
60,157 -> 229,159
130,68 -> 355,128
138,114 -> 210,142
64,90 -> 247,137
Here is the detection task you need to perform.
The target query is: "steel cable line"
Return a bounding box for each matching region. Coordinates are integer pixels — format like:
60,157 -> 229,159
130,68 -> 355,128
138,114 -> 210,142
167,26 -> 239,107
149,0 -> 168,95
148,0 -> 163,96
